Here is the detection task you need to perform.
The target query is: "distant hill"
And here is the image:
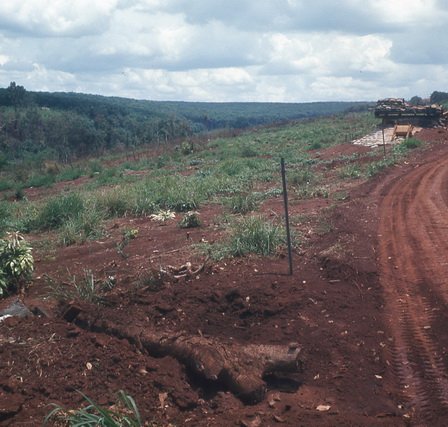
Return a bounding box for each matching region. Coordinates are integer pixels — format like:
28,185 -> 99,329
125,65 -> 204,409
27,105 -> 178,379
0,83 -> 372,162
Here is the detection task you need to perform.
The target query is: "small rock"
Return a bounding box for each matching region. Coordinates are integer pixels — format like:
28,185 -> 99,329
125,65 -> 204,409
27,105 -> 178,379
273,415 -> 285,423
316,404 -> 331,412
240,416 -> 262,427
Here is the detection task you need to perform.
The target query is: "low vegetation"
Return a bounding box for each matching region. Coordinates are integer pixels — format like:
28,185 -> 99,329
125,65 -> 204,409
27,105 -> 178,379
0,232 -> 34,296
44,390 -> 143,427
201,215 -> 285,260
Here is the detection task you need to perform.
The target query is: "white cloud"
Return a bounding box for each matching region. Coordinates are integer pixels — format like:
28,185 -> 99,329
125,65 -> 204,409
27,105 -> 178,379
0,0 -> 118,36
0,0 -> 446,102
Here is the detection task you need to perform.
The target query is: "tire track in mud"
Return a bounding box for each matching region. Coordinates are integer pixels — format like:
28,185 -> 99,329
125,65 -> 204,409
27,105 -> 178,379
379,154 -> 448,424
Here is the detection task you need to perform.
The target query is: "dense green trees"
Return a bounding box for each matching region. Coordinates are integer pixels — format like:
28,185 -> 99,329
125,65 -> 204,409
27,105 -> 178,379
0,83 -> 370,164
430,91 -> 448,104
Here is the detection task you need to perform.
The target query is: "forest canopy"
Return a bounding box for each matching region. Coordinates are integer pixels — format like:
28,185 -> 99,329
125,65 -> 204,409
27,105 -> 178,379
0,82 -> 370,163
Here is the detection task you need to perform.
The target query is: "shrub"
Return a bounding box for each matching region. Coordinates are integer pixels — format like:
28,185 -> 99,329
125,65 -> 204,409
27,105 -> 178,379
44,390 -> 142,427
178,211 -> 201,228
0,232 -> 34,297
180,140 -> 194,155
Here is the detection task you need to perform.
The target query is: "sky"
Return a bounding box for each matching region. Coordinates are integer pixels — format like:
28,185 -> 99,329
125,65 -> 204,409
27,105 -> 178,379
0,0 -> 447,102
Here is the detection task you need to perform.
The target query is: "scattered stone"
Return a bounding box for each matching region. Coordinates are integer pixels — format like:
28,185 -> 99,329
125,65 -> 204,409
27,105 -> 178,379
240,415 -> 262,427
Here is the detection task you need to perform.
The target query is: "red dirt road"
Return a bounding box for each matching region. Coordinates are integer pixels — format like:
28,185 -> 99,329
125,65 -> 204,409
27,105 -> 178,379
379,136 -> 448,425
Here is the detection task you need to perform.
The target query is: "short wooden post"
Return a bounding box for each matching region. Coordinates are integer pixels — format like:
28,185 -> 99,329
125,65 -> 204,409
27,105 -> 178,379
281,158 -> 293,275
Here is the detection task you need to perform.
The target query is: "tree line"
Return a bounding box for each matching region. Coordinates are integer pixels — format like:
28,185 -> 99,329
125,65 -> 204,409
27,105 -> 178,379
0,82 -> 370,164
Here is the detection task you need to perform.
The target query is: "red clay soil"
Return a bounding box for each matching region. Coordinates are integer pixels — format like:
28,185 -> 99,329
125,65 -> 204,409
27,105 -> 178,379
2,129 -> 448,426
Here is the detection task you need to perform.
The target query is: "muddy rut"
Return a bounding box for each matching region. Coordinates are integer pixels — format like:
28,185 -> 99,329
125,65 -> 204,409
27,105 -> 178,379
379,152 -> 448,424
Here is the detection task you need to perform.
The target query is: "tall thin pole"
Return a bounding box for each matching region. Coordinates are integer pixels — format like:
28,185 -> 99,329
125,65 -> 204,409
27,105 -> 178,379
281,158 -> 293,275
382,118 -> 386,157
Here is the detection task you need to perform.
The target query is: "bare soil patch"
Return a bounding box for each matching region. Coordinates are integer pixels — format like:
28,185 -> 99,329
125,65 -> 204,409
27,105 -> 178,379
2,130 -> 448,426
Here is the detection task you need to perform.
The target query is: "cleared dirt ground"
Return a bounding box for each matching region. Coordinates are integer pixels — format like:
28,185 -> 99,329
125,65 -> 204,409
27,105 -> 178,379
1,128 -> 448,426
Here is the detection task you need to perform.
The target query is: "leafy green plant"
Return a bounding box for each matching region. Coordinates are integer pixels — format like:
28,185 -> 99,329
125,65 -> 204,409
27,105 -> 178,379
116,228 -> 139,258
178,211 -> 201,228
150,209 -> 175,222
0,232 -> 34,297
180,140 -> 194,155
43,390 -> 143,427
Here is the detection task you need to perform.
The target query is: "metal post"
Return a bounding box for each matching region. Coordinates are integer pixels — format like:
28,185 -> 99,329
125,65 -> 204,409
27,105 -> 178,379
382,118 -> 386,157
281,158 -> 293,275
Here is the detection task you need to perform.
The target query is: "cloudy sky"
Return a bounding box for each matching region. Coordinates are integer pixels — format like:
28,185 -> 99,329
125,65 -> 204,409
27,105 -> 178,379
0,0 -> 447,102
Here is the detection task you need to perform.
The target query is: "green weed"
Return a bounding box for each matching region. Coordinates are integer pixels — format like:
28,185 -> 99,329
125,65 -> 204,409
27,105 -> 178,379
49,269 -> 115,304
224,193 -> 260,214
43,390 -> 142,427
178,211 -> 201,228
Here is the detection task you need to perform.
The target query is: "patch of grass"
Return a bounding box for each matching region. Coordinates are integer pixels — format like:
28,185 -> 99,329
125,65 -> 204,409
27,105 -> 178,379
289,167 -> 315,185
339,164 -> 362,179
202,215 -> 284,260
44,390 -> 143,427
25,173 -> 55,188
97,188 -> 132,218
0,178 -> 15,192
365,156 -> 397,177
230,215 -> 284,256
401,137 -> 423,150
34,193 -> 85,230
295,185 -> 330,199
49,269 -> 115,304
56,166 -> 84,182
59,208 -> 105,246
95,167 -> 124,185
240,143 -> 258,158
224,193 -> 260,214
